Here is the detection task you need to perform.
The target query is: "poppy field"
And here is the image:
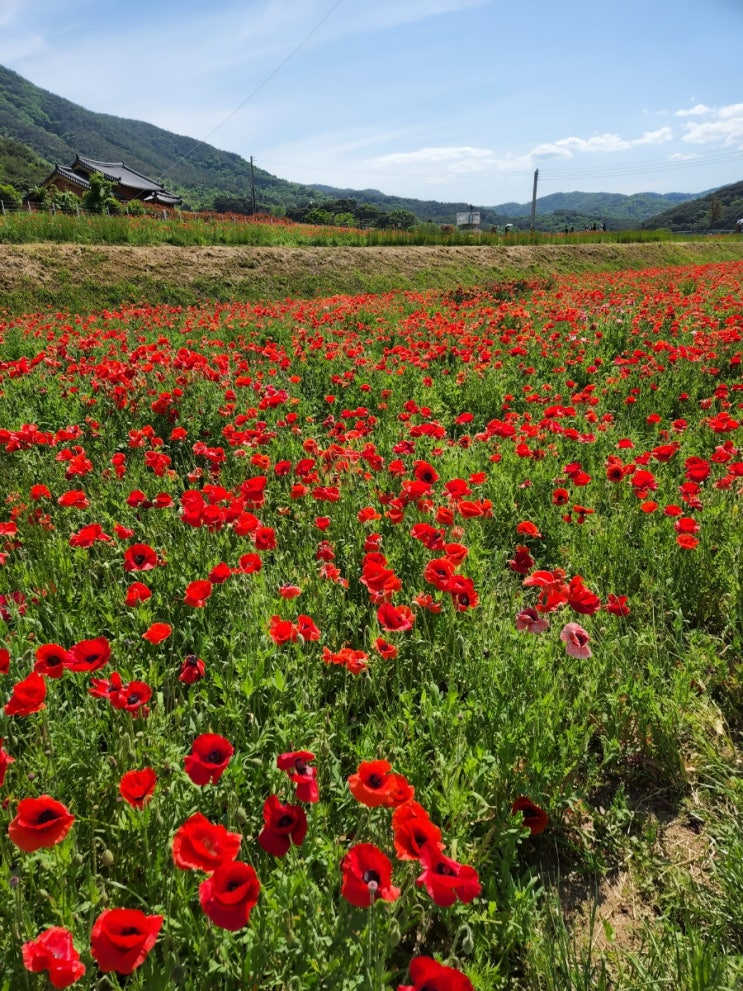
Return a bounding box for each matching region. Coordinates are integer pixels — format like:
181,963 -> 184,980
0,259 -> 742,990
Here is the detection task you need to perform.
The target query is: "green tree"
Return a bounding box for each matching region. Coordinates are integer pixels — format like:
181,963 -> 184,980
82,171 -> 120,214
304,207 -> 332,226
0,180 -> 21,208
383,208 -> 417,230
49,189 -> 82,213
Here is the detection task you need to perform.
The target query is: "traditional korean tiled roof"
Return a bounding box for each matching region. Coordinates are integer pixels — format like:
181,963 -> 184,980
73,156 -> 175,195
38,155 -> 182,205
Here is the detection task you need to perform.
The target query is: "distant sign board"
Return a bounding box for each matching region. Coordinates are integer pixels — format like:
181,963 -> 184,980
456,210 -> 480,227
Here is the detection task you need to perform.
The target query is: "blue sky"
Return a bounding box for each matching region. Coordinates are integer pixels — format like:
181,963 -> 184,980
1,0 -> 742,206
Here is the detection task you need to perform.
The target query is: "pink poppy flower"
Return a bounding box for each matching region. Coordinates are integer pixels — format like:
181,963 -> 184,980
560,622 -> 592,658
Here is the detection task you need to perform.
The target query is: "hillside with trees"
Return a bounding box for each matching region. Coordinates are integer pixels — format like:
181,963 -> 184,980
640,180 -> 743,232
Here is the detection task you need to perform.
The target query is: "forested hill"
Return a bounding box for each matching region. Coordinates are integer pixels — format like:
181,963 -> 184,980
0,63 -> 732,229
640,180 -> 743,232
0,64 -> 314,212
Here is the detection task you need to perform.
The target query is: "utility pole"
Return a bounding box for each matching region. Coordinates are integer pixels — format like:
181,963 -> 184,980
250,156 -> 257,215
530,169 -> 539,231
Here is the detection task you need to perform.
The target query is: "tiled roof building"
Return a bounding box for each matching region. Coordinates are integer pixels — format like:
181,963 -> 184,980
37,155 -> 182,206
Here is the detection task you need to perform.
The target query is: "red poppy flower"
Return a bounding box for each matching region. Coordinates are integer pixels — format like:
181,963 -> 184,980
296,614 -> 321,641
253,525 -> 276,550
413,460 -> 439,485
340,843 -> 400,908
90,908 -> 163,975
57,490 -> 89,508
257,795 -> 308,856
4,670 -> 47,716
178,654 -> 206,684
30,484 -> 52,501
522,568 -> 569,613
516,521 -> 542,539
199,860 -> 260,930
277,750 -> 319,802
279,583 -> 302,599
674,516 -> 700,535
208,561 -> 232,584
511,796 -> 549,835
446,575 -> 479,612
119,768 -> 157,809
508,545 -> 535,575
604,594 -> 630,617
65,636 -> 111,673
398,956 -> 474,991
142,622 -> 171,645
416,842 -> 481,907
376,602 -> 415,632
0,737 -> 15,786
69,522 -> 112,548
423,557 -> 456,590
183,579 -> 213,608
172,811 -> 242,871
0,646 -> 8,674
124,582 -> 151,607
323,646 -> 369,675
22,926 -> 86,989
105,679 -> 151,715
268,615 -> 297,645
374,636 -> 398,660
8,795 -> 75,852
348,760 -> 414,808
676,534 -> 699,550
184,733 -> 234,785
413,592 -> 442,614
566,576 -> 601,616
392,801 -> 444,861
122,543 -> 158,572
33,643 -> 69,679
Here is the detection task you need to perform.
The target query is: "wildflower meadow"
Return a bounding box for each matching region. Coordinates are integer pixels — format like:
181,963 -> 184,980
0,258 -> 741,989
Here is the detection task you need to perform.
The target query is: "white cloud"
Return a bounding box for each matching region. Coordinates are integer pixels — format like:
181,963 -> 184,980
676,103 -> 713,117
634,127 -> 673,145
366,125 -> 678,181
681,103 -> 743,147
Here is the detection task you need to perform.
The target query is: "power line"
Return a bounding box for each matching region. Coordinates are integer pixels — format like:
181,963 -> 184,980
162,0 -> 345,177
259,147 -> 743,185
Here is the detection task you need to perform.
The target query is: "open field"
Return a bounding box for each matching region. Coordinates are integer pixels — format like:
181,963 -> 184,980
0,239 -> 742,990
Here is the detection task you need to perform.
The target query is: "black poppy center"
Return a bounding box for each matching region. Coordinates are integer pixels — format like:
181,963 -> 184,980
226,878 -> 244,892
206,750 -> 225,764
35,808 -> 60,825
277,814 -> 294,828
367,773 -> 383,788
434,862 -> 456,876
362,870 -> 380,886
